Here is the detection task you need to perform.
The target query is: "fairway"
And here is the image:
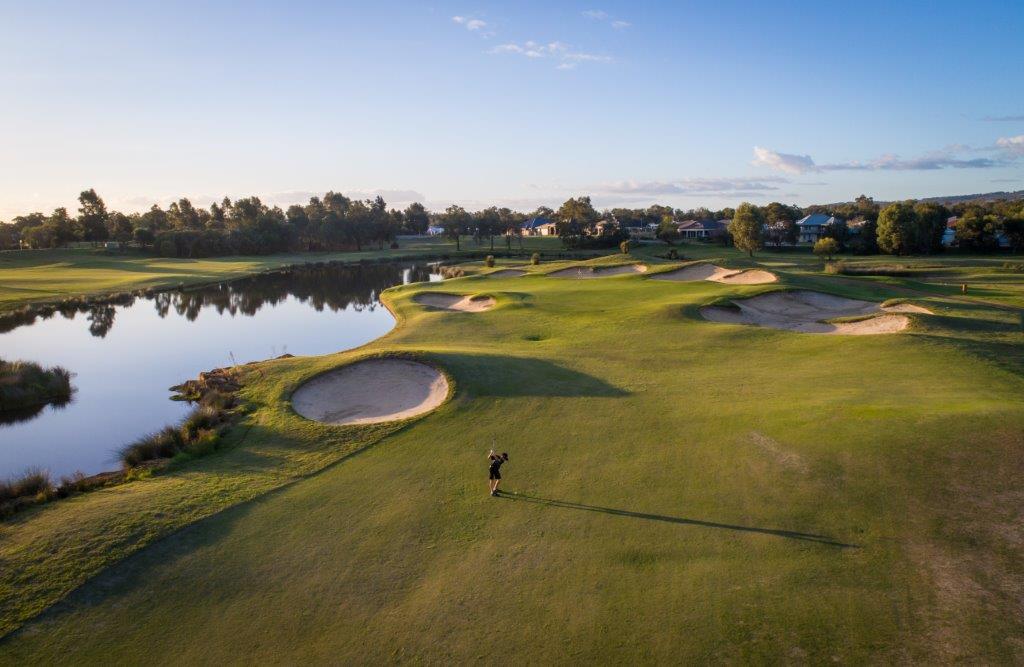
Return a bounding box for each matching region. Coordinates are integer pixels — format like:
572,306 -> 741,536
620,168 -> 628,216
3,255 -> 1024,663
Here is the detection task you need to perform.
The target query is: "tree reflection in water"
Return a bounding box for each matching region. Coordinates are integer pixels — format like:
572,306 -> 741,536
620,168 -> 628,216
4,262 -> 437,338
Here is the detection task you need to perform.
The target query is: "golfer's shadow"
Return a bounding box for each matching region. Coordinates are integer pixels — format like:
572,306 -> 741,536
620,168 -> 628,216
499,493 -> 859,548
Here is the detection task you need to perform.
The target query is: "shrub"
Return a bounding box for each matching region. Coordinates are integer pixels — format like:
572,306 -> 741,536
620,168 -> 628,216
0,359 -> 74,412
120,426 -> 185,467
390,241 -> 399,249
484,255 -> 495,268
813,237 -> 839,261
0,468 -> 54,503
620,240 -> 631,254
666,248 -> 679,260
530,253 -> 540,265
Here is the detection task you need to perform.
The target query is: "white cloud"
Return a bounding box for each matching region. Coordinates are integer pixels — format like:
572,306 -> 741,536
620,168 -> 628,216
452,15 -> 487,31
593,177 -> 788,196
490,40 -> 611,68
582,10 -> 608,20
996,135 -> 1024,156
611,20 -> 631,29
751,147 -> 817,174
753,144 -> 1014,174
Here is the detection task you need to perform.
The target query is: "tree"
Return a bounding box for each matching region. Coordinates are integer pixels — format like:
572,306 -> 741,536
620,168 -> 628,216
133,227 -> 156,246
403,202 -> 430,234
107,212 -> 134,243
656,217 -> 679,245
475,207 -> 502,251
168,198 -> 203,230
813,237 -> 839,261
77,189 -> 109,242
912,202 -> 948,254
1003,213 -> 1024,252
440,205 -> 471,251
954,208 -> 999,251
728,203 -> 764,257
555,196 -> 598,249
876,202 -> 917,255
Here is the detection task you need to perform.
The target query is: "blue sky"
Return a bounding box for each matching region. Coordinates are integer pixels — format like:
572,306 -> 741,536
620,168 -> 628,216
2,0 -> 1023,218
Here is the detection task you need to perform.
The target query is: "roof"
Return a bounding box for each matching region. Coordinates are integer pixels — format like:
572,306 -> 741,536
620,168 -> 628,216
796,213 -> 832,227
677,219 -> 726,231
523,216 -> 551,230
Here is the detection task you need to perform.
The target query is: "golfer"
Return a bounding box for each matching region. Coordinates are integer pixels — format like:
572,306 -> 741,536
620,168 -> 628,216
488,449 -> 508,496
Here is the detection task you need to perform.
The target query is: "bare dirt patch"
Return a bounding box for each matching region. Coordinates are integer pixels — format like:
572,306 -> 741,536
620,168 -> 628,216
700,290 -> 927,335
547,264 -> 648,279
413,293 -> 496,312
292,358 -> 449,425
652,263 -> 776,284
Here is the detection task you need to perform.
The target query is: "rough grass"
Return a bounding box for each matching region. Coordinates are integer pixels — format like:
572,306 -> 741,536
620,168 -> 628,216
1,253 -> 1024,662
0,359 -> 73,412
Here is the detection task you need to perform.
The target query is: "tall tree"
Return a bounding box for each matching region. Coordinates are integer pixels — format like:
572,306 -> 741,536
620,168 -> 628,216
403,202 -> 430,234
440,205 -> 471,251
728,203 -> 764,257
876,202 -> 917,255
555,196 -> 598,249
77,189 -> 109,241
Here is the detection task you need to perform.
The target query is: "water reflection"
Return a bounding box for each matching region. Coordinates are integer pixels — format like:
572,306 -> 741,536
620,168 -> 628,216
0,262 -> 439,477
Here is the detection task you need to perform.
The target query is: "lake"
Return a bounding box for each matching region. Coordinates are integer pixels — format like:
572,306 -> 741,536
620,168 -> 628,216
0,262 -> 439,478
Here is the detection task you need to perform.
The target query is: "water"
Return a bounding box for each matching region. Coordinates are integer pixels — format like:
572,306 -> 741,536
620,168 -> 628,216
0,262 -> 440,478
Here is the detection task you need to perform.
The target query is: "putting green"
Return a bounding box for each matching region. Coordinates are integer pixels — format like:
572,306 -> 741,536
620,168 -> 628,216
2,254 -> 1024,663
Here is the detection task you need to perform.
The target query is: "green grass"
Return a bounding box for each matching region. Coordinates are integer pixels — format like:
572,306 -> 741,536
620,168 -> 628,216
0,237 -> 568,313
1,251 -> 1024,662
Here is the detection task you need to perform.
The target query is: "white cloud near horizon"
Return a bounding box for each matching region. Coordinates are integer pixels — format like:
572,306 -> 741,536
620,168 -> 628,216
751,147 -> 817,174
593,176 -> 788,196
753,142 -> 1022,174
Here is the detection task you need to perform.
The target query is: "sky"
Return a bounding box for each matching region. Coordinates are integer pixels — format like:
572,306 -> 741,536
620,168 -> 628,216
2,0 -> 1023,218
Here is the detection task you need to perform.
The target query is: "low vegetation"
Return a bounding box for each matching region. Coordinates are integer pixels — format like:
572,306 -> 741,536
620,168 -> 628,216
0,358 -> 73,413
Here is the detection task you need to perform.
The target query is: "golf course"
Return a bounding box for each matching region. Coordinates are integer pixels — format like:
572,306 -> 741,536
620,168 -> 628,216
2,244 -> 1023,663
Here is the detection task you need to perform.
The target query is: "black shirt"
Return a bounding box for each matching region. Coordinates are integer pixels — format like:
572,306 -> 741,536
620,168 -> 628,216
489,456 -> 505,474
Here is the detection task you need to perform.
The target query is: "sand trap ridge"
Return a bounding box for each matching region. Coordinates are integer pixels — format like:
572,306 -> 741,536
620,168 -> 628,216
547,264 -> 648,279
292,358 -> 449,425
487,269 -> 526,278
414,292 -> 496,312
700,290 -> 932,335
652,263 -> 777,285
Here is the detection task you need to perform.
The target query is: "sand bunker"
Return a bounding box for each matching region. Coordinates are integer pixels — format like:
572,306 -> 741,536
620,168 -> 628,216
700,290 -> 931,335
547,264 -> 648,279
652,263 -> 777,285
292,359 -> 448,425
413,293 -> 496,312
487,269 -> 526,278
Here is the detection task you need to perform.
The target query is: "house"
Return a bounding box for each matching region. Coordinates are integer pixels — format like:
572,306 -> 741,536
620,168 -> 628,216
426,225 -> 445,236
676,219 -> 728,240
942,216 -> 958,247
796,214 -> 844,243
595,218 -> 620,236
523,216 -> 559,236
628,224 -> 657,240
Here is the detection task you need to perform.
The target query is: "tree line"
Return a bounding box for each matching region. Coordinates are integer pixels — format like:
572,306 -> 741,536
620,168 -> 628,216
2,189 -> 1022,257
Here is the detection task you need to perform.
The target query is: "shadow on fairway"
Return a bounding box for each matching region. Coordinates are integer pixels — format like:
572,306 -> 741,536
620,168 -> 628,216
498,493 -> 859,548
430,352 -> 630,398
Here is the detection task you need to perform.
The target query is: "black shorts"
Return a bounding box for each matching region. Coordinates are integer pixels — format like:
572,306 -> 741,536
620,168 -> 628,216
489,470 -> 501,480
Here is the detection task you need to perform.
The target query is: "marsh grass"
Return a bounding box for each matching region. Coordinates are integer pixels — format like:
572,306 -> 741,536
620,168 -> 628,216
0,359 -> 74,412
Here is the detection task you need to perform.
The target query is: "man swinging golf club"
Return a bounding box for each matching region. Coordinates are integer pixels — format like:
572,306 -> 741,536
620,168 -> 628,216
488,448 -> 509,496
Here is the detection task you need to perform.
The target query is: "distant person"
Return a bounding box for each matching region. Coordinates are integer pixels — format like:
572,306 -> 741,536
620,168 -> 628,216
488,449 -> 509,496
